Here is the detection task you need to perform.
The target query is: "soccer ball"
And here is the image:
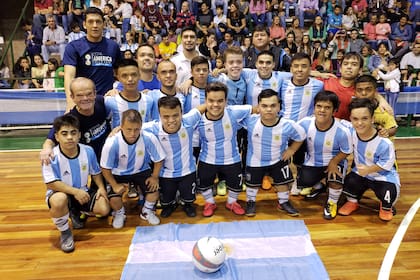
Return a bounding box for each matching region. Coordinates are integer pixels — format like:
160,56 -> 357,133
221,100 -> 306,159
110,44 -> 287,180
192,236 -> 226,273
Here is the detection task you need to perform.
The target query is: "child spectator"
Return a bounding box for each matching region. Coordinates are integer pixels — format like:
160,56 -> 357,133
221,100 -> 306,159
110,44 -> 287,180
376,58 -> 402,115
113,0 -> 133,42
67,21 -> 86,43
376,14 -> 392,52
213,5 -> 227,41
104,3 -> 122,44
327,5 -> 343,40
0,62 -> 11,89
342,6 -> 359,31
120,31 -> 139,55
130,8 -> 145,44
43,57 -> 60,91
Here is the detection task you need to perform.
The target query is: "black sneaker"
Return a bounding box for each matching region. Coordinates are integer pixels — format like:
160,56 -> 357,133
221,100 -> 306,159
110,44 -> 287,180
245,201 -> 256,217
305,184 -> 327,200
183,203 -> 196,217
323,201 -> 337,220
70,210 -> 85,229
277,201 -> 300,216
160,204 -> 177,218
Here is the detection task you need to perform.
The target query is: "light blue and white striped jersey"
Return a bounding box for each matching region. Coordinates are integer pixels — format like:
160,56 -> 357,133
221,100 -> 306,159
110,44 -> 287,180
198,105 -> 252,165
184,85 -> 205,113
100,130 -> 166,176
242,69 -> 291,106
143,109 -> 202,178
105,92 -> 154,128
280,78 -> 324,121
298,116 -> 353,167
209,73 -> 247,105
42,144 -> 101,197
147,89 -> 186,120
350,129 -> 400,186
242,115 -> 306,167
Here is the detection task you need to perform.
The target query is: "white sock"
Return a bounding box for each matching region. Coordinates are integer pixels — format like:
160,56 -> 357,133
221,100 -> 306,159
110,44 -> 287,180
328,188 -> 342,204
246,187 -> 258,202
347,196 -> 358,203
142,200 -> 155,214
52,213 -> 70,232
115,206 -> 125,215
227,190 -> 239,204
277,191 -> 289,204
202,189 -> 215,204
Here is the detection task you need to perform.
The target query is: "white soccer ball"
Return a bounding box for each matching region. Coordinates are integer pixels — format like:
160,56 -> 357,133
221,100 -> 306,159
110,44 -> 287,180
192,236 -> 226,273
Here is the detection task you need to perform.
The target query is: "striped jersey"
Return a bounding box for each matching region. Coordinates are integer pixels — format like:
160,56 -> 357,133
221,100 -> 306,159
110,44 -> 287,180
184,85 -> 205,113
242,69 -> 291,106
198,105 -> 252,165
209,73 -> 247,105
298,116 -> 352,167
100,130 -> 166,176
105,92 -> 154,128
147,89 -> 186,120
242,115 -> 306,167
143,109 -> 202,178
280,78 -> 324,121
42,144 -> 101,197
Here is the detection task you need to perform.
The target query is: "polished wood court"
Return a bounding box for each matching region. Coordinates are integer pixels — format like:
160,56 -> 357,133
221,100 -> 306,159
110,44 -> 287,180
0,138 -> 419,280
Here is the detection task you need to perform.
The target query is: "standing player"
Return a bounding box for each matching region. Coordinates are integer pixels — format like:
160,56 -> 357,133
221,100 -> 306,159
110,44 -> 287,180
101,109 -> 166,228
42,115 -> 110,252
63,7 -> 121,111
338,98 -> 400,221
242,89 -> 306,217
297,91 -> 352,219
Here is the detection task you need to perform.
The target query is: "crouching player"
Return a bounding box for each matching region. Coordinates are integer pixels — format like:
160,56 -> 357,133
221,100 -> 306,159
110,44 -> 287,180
42,115 -> 110,252
338,98 -> 400,221
297,91 -> 352,220
101,109 -> 166,228
242,89 -> 306,217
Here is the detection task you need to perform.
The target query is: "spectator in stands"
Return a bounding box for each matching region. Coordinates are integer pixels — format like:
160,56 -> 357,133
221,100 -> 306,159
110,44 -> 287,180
212,0 -> 228,16
103,3 -> 122,45
342,6 -> 359,31
67,21 -> 86,43
249,0 -> 267,26
284,0 -> 300,21
281,31 -> 298,56
312,47 -> 333,72
159,33 -> 178,60
363,14 -> 378,50
309,15 -> 327,48
68,0 -> 86,32
218,30 -> 240,55
390,15 -> 413,59
348,28 -> 365,53
52,0 -> 69,34
351,0 -> 368,22
198,32 -> 218,64
33,0 -> 54,36
113,0 -> 133,43
14,56 -> 33,89
213,5 -> 227,41
408,0 -> 420,32
22,20 -> 43,63
240,35 -> 251,52
299,34 -> 312,57
376,14 -> 392,52
89,0 -> 106,9
159,0 -> 176,30
287,17 -> 303,47
147,34 -> 161,59
176,1 -> 195,34
32,54 -> 48,89
299,0 -> 319,29
227,1 -> 248,38
120,31 -> 139,55
143,0 -> 166,37
130,8 -> 145,44
196,2 -> 214,36
327,5 -> 343,41
41,15 -> 66,62
0,62 -> 11,89
400,41 -> 420,81
376,58 -> 402,115
269,15 -> 286,44
43,57 -> 60,91
368,42 -> 392,75
328,30 -> 349,62
360,45 -> 373,75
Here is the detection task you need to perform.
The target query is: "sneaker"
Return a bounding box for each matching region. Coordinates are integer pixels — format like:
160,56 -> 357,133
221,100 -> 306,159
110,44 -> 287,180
323,201 -> 337,220
277,201 -> 300,216
379,202 -> 393,221
112,212 -> 126,229
338,201 -> 359,216
203,202 -> 217,217
262,176 -> 272,190
290,181 -> 300,196
225,201 -> 245,215
160,204 -> 177,218
60,230 -> 75,253
127,183 -> 138,198
305,184 -> 327,200
70,210 -> 85,229
245,201 -> 256,217
183,203 -> 196,217
299,187 -> 313,196
217,180 -> 227,196
140,211 -> 160,225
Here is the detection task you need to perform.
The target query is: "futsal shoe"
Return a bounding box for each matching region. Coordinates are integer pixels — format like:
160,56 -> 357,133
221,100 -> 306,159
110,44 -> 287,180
127,184 -> 139,198
112,212 -> 126,229
217,180 -> 227,196
160,203 -> 178,218
245,201 -> 256,217
70,210 -> 85,229
226,201 -> 245,215
299,187 -> 313,196
379,202 -> 393,221
203,202 -> 217,217
323,201 -> 337,220
140,211 -> 160,225
183,203 -> 197,217
305,183 -> 327,200
60,229 -> 75,253
262,176 -> 272,190
338,201 -> 359,216
277,201 -> 300,216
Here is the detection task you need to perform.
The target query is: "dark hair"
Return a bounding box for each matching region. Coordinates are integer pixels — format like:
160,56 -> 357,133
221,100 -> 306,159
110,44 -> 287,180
115,58 -> 138,70
105,3 -> 114,10
53,114 -> 80,132
158,96 -> 182,110
355,74 -> 377,88
343,52 -> 363,68
252,24 -> 270,37
181,26 -> 197,36
257,50 -> 274,61
122,109 -> 142,124
314,90 -> 340,111
291,52 -> 311,64
348,98 -> 375,117
377,42 -> 389,51
388,58 -> 400,66
205,81 -> 228,98
70,21 -> 80,30
191,55 -> 210,69
137,43 -> 156,57
85,7 -> 104,20
258,89 -> 280,105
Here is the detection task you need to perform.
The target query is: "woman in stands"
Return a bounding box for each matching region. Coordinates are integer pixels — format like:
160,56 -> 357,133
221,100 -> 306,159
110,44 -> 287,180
14,56 -> 33,89
31,54 -> 48,89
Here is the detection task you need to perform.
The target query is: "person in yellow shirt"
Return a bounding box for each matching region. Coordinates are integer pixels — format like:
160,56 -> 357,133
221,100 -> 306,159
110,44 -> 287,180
159,33 -> 178,60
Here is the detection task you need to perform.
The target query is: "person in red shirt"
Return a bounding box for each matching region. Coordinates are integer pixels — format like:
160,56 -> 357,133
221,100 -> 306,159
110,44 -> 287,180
33,0 -> 54,36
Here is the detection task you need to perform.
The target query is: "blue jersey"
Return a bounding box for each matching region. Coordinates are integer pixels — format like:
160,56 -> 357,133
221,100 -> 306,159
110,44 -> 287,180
210,73 -> 247,105
242,69 -> 291,106
143,109 -> 202,178
298,116 -> 352,167
243,115 -> 306,167
115,75 -> 161,91
350,128 -> 400,186
42,144 -> 101,198
100,130 -> 166,176
105,92 -> 154,128
63,37 -> 121,96
147,89 -> 186,120
184,85 -> 205,113
280,78 -> 324,121
198,105 -> 252,165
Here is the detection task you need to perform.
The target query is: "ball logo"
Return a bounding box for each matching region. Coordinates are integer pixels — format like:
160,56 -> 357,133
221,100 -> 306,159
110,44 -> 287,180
192,237 -> 226,273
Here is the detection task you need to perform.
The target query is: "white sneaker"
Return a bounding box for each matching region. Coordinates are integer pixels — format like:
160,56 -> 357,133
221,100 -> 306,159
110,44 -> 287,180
140,211 -> 160,225
112,212 -> 126,229
290,181 -> 300,196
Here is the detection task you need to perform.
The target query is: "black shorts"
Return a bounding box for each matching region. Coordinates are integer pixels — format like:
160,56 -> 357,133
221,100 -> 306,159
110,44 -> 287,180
297,164 -> 346,188
160,172 -> 196,205
343,172 -> 400,209
108,169 -> 153,198
47,188 -> 97,213
197,161 -> 242,192
245,160 -> 294,188
292,140 -> 307,166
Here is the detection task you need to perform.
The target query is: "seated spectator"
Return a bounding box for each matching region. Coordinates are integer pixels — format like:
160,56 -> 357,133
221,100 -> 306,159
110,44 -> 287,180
327,29 -> 349,61
227,1 -> 248,38
269,15 -> 286,44
309,15 -> 327,48
33,0 -> 54,36
43,57 -> 60,91
299,0 -> 319,28
158,33 -> 177,60
147,35 -> 161,60
67,21 -> 86,43
13,56 -> 33,89
342,6 -> 359,31
131,8 -> 145,44
332,48 -> 345,77
196,2 -> 214,36
363,14 -> 378,50
21,19 -> 42,63
198,32 -> 218,64
360,45 -> 373,75
113,0 -> 132,42
103,3 -> 122,45
400,41 -> 420,81
299,34 -> 312,57
368,42 -> 392,75
287,17 -> 303,47
68,0 -> 86,32
120,31 -> 139,55
213,5 -> 227,41
211,0 -> 228,16
218,30 -> 240,55
376,14 -> 392,52
351,0 -> 368,22
159,0 -> 176,30
0,62 -> 11,89
249,0 -> 267,26
312,47 -> 333,72
390,15 -> 413,59
52,0 -> 69,34
240,35 -> 251,51
176,1 -> 195,34
122,50 -> 134,60
281,32 -> 298,55
327,5 -> 343,40
32,54 -> 48,89
348,28 -> 365,53
89,0 -> 106,9
284,0 -> 299,20
41,15 -> 66,61
143,2 -> 166,38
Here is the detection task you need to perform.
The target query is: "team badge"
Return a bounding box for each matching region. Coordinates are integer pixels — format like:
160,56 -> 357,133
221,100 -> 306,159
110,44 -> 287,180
81,164 -> 87,171
224,124 -> 231,130
326,140 -> 331,146
274,135 -> 280,141
138,150 -> 144,156
181,132 -> 186,138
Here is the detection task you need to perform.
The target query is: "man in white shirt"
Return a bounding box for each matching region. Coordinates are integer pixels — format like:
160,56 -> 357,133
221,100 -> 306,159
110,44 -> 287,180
41,15 -> 66,61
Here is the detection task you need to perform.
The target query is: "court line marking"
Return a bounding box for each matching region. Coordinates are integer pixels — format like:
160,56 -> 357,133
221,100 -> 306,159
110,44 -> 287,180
378,198 -> 420,280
